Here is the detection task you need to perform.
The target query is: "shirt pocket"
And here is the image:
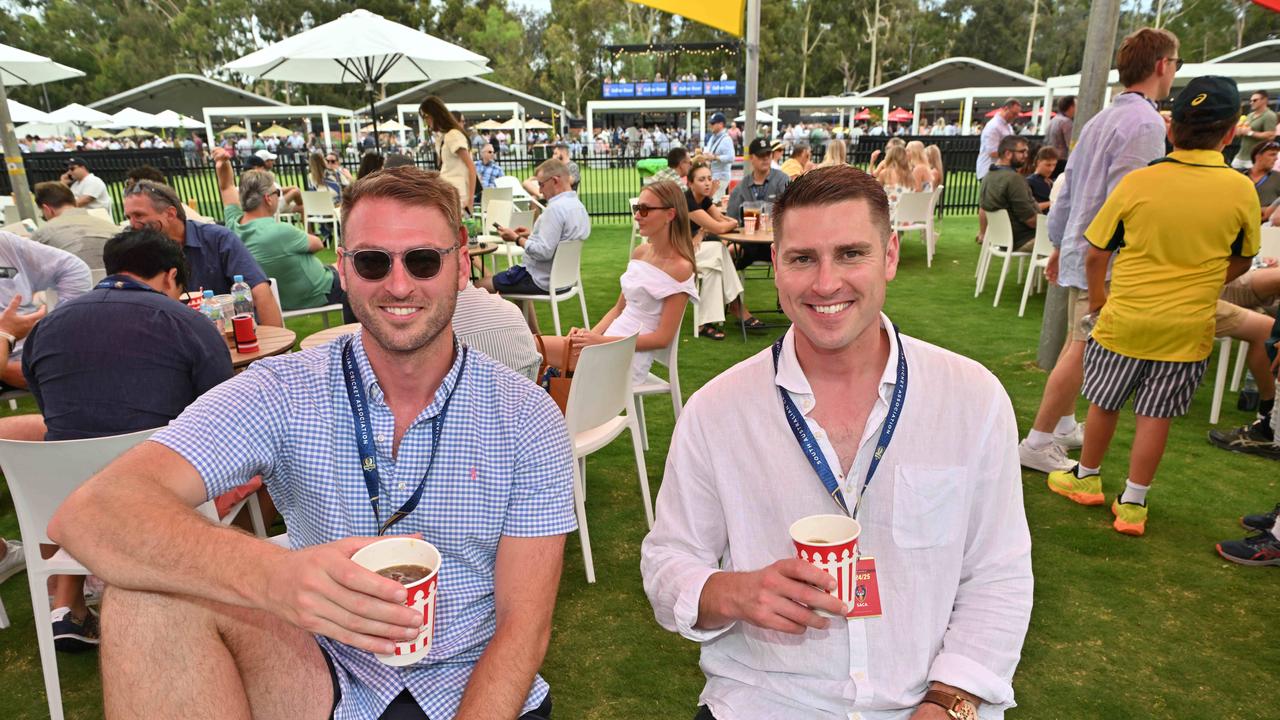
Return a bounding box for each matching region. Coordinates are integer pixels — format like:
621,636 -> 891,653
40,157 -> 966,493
892,465 -> 965,549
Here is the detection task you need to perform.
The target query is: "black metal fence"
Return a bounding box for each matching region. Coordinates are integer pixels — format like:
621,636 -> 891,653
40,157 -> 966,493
5,137 -> 1029,225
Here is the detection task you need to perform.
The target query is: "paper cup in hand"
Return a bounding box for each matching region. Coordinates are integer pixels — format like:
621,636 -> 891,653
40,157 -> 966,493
789,514 -> 861,617
351,537 -> 441,666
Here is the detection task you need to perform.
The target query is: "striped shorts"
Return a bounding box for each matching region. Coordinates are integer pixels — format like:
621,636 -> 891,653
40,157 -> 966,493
1082,339 -> 1209,418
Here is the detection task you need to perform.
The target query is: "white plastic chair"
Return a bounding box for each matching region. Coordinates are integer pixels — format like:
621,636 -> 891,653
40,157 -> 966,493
975,209 -> 1032,307
500,208 -> 536,271
270,277 -> 344,329
892,186 -> 942,267
0,428 -> 157,720
301,190 -> 340,246
85,207 -> 113,223
1261,224 -> 1280,258
633,306 -> 686,451
501,240 -> 589,335
2,205 -> 19,226
495,175 -> 544,211
475,199 -> 519,270
1018,222 -> 1056,317
564,335 -> 647,583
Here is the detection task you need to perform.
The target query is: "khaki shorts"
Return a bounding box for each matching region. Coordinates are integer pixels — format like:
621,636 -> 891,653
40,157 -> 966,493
1221,270 -> 1265,309
1065,287 -> 1092,343
1214,299 -> 1251,338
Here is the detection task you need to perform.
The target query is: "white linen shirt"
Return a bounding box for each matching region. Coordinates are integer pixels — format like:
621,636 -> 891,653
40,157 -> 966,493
641,315 -> 1033,720
976,115 -> 1012,180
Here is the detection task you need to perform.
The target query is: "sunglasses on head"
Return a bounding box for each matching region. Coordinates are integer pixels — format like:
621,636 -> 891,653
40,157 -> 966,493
345,246 -> 459,281
633,204 -> 671,218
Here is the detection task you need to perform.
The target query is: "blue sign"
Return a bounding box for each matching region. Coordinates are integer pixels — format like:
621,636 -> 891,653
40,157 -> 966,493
706,81 -> 738,96
672,81 -> 703,97
636,82 -> 668,97
603,83 -> 636,98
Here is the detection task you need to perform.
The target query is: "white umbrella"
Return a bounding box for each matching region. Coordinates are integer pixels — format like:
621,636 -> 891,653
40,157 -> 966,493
100,107 -> 163,129
0,42 -> 85,221
473,119 -> 506,130
361,119 -> 409,133
734,109 -> 777,123
153,109 -> 205,130
523,118 -> 553,130
7,98 -> 49,124
45,102 -> 112,125
222,8 -> 490,147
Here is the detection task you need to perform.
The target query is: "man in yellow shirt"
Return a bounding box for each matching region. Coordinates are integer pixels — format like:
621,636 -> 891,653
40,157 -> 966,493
779,145 -> 812,179
1048,76 -> 1261,536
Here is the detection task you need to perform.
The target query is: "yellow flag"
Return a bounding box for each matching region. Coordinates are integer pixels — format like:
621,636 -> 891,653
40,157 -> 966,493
628,0 -> 746,37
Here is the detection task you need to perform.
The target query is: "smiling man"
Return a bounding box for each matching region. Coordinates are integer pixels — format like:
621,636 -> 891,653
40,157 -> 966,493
642,165 -> 1033,720
49,166 -> 575,720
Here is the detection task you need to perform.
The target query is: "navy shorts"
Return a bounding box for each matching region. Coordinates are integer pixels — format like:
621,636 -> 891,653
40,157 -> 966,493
491,265 -> 548,295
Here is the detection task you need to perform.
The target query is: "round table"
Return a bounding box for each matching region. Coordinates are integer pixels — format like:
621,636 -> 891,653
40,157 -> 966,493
469,242 -> 499,281
228,325 -> 296,369
718,229 -> 775,244
299,323 -> 362,351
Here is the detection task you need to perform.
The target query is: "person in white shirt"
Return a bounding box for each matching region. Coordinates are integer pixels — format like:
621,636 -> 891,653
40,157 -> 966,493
0,230 -> 93,388
60,158 -> 112,211
642,165 -> 1033,720
977,100 -> 1022,180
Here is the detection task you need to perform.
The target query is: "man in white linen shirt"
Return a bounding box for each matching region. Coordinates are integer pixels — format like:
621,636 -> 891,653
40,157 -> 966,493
641,165 -> 1033,720
976,100 -> 1020,181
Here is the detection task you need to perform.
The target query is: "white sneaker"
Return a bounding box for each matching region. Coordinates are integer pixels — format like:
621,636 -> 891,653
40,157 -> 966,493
1019,438 -> 1075,473
1053,422 -> 1086,450
0,539 -> 25,583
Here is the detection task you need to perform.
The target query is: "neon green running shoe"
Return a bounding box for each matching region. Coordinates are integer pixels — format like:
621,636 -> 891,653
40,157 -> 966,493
1111,497 -> 1148,536
1046,465 -> 1104,506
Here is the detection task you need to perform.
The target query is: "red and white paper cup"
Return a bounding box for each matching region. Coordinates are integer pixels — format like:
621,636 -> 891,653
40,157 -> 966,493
351,538 -> 441,666
232,314 -> 259,353
789,514 -> 861,617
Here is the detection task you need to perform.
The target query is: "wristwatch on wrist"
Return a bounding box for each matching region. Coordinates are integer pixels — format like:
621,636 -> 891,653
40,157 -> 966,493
922,688 -> 979,720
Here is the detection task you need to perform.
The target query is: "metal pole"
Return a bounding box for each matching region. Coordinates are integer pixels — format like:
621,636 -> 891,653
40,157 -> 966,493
0,80 -> 38,222
744,0 -> 761,143
1036,0 -> 1121,370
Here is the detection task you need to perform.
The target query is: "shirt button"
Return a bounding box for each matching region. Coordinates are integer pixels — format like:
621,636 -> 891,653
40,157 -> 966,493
398,482 -> 407,490
376,434 -> 386,444
852,671 -> 867,681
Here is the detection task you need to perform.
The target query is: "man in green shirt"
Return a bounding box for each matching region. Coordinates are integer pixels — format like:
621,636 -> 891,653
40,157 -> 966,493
978,135 -> 1038,251
1234,90 -> 1277,170
213,148 -> 352,320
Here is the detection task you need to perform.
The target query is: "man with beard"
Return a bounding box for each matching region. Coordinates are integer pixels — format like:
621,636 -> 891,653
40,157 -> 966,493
49,166 -> 576,720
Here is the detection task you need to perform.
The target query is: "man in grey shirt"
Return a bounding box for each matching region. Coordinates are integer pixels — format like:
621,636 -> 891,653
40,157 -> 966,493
453,285 -> 541,382
31,182 -> 119,271
1045,96 -> 1076,177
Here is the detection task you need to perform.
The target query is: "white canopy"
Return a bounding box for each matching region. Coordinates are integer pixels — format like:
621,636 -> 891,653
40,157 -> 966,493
45,102 -> 112,125
153,109 -> 205,130
361,119 -> 409,133
99,107 -> 163,129
0,42 -> 84,87
7,98 -> 49,124
735,109 -> 777,123
223,9 -> 490,85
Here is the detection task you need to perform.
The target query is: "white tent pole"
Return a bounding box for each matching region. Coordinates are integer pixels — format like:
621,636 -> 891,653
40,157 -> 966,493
961,96 -> 973,135
587,103 -> 595,147
744,0 -> 761,143
397,107 -> 407,148
912,97 -> 921,134
244,117 -> 252,143
0,80 -> 37,221
322,113 -> 332,154
203,110 -> 215,157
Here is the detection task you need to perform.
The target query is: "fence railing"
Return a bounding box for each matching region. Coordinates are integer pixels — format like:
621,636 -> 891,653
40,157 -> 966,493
5,137 -> 1059,225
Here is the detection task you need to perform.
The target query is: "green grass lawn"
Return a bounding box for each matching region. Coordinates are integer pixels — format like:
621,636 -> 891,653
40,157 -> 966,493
1,215 -> 1277,718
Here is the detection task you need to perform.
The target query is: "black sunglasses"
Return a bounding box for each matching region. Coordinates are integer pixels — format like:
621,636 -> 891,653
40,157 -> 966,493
1168,56 -> 1185,70
633,204 -> 671,217
345,246 -> 459,281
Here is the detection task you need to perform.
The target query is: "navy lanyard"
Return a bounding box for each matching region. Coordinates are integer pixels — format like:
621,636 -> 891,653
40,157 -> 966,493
341,337 -> 467,536
771,326 -> 908,518
96,275 -> 157,293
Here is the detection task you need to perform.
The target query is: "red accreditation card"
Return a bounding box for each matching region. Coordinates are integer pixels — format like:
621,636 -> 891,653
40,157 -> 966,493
847,556 -> 882,619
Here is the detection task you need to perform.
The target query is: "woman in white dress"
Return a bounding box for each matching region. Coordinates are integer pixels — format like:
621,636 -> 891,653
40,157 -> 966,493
419,95 -> 477,217
541,180 -> 697,386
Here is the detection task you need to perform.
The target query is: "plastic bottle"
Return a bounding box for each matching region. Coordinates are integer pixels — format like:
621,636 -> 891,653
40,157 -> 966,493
231,274 -> 255,318
200,289 -> 225,335
1238,371 -> 1260,413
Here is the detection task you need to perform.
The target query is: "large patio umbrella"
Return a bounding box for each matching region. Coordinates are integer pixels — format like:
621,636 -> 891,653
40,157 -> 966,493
852,108 -> 873,121
473,119 -> 505,130
257,123 -> 294,138
361,119 -> 409,133
733,109 -> 776,123
217,124 -> 248,136
101,107 -> 162,129
83,128 -> 114,139
222,9 -> 490,150
7,98 -> 49,124
523,118 -> 554,130
153,109 -> 206,130
114,127 -> 155,138
46,102 -> 112,126
0,42 -> 85,221
887,107 -> 914,123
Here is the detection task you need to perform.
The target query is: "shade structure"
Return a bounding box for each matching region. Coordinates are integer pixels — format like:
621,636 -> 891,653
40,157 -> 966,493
734,109 -> 777,123
45,102 -> 112,125
887,107 -> 913,123
153,109 -> 206,130
853,108 -> 873,121
0,43 -> 84,87
522,118 -> 553,129
84,128 -> 114,139
100,107 -> 162,129
472,118 -> 506,130
7,98 -> 49,124
114,127 -> 155,138
257,123 -> 295,138
361,119 -> 409,133
217,124 -> 248,135
222,9 -> 490,150
628,1 -> 746,37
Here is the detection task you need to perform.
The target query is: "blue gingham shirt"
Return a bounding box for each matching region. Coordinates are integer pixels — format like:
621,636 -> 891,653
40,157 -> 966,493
1047,93 -> 1165,290
152,333 -> 576,720
477,159 -> 504,189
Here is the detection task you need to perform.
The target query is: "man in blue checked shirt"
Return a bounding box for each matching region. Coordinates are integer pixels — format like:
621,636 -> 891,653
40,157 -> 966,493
476,144 -> 504,191
50,166 -> 577,720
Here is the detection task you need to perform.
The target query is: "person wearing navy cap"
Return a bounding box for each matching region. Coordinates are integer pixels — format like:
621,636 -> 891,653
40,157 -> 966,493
701,112 -> 734,201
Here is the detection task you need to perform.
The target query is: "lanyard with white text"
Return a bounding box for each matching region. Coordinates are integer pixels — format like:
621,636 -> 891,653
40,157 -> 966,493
95,275 -> 155,293
771,326 -> 908,519
341,337 -> 467,536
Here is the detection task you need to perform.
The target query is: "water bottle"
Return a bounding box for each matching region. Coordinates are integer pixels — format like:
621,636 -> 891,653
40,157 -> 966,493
230,274 -> 255,317
200,289 -> 225,335
1238,370 -> 1260,412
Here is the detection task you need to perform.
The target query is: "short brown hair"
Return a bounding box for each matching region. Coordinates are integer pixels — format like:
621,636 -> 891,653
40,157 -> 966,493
340,165 -> 461,244
34,181 -> 75,209
1035,146 -> 1060,163
1170,117 -> 1235,151
1116,27 -> 1178,87
773,165 -> 890,245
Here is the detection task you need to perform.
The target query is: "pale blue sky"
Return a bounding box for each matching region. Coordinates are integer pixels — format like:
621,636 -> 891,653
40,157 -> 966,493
509,0 -> 551,14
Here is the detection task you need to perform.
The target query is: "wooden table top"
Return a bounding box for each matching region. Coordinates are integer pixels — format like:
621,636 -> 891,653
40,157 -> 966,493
468,242 -> 499,257
719,229 -> 775,244
299,323 -> 362,351
227,324 -> 296,368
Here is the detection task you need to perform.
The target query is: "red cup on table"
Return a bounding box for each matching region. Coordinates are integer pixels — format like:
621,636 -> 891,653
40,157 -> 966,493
351,537 -> 442,666
789,514 -> 861,617
232,313 -> 259,353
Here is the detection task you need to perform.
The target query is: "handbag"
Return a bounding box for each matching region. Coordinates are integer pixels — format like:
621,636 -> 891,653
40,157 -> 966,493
535,335 -> 581,414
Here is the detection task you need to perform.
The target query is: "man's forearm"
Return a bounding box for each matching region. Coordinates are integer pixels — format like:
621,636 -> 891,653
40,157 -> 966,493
1,358 -> 26,388
453,618 -> 551,720
1085,247 -> 1111,311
